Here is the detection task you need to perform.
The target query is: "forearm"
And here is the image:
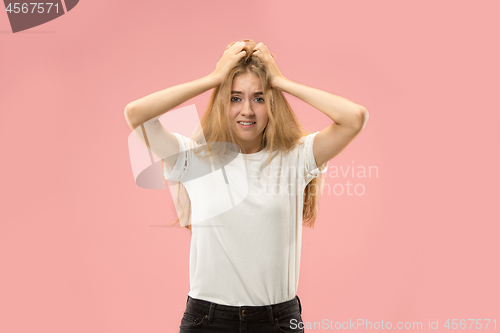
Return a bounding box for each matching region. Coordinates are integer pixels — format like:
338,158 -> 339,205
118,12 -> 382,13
274,77 -> 367,129
125,73 -> 220,129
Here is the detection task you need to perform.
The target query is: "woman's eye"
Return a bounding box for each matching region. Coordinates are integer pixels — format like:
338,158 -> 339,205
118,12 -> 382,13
231,97 -> 264,103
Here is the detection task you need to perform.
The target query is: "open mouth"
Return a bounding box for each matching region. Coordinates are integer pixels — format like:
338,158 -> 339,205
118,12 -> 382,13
237,121 -> 256,128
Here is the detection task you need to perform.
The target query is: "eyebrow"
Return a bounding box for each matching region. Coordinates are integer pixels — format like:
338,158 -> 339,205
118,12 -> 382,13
231,91 -> 263,95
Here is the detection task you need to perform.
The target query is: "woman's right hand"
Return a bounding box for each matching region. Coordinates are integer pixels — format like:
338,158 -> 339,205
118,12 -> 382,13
210,41 -> 247,85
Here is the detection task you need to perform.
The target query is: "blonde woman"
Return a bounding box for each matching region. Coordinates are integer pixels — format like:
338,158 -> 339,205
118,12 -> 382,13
124,39 -> 368,332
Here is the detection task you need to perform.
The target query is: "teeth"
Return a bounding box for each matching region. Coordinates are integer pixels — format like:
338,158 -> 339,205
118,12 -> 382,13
238,122 -> 255,125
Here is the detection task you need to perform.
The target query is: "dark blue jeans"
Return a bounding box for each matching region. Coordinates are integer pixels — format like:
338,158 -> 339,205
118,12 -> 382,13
179,295 -> 305,332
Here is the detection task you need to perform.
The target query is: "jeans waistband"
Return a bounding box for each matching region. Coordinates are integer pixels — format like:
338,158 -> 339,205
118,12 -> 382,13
185,295 -> 302,324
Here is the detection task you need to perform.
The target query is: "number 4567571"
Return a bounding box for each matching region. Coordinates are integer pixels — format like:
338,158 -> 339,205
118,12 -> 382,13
6,3 -> 60,14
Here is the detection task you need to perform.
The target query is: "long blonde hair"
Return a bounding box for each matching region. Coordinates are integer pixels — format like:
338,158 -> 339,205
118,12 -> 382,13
166,39 -> 327,231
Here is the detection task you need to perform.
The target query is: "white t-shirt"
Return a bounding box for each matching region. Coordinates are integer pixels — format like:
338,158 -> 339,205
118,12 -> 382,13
163,131 -> 328,306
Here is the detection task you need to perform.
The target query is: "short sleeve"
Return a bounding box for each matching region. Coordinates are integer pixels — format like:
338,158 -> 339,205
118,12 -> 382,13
162,132 -> 193,182
301,131 -> 329,183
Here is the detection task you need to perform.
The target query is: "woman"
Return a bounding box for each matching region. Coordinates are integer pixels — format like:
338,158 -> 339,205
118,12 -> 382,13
124,39 -> 368,332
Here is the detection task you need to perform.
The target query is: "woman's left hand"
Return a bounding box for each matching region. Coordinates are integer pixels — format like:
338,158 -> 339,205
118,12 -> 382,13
252,42 -> 285,88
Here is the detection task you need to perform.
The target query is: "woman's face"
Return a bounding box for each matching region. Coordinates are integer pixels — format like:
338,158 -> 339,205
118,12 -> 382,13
229,72 -> 269,152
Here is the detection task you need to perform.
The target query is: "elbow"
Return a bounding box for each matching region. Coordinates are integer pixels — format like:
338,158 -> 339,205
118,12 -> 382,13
358,107 -> 369,121
354,107 -> 369,131
124,104 -> 139,130
124,102 -> 135,119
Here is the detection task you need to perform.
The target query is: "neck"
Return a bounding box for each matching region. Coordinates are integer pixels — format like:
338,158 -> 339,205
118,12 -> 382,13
240,137 -> 264,154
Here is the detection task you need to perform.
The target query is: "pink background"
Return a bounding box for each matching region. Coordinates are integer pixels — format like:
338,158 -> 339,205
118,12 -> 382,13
1,1 -> 499,332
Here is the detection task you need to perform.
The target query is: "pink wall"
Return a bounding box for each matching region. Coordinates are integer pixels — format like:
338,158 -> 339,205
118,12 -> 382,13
1,0 -> 498,332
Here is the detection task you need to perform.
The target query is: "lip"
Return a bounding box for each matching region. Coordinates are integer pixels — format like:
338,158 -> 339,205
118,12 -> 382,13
237,121 -> 256,129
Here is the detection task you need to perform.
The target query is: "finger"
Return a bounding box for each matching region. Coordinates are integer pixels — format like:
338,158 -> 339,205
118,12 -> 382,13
226,41 -> 244,51
234,42 -> 247,54
254,47 -> 269,57
226,42 -> 237,51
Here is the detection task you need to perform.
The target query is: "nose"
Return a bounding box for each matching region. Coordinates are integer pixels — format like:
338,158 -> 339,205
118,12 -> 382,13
239,99 -> 255,116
